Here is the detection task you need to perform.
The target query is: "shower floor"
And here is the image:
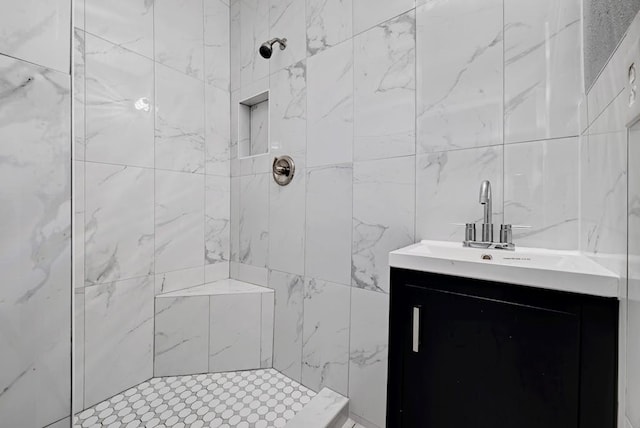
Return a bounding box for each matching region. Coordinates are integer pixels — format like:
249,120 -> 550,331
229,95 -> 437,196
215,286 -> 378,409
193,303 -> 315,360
74,369 -> 316,428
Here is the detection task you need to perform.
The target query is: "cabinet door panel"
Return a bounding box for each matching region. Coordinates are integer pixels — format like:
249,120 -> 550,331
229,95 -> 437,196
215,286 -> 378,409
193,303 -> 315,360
402,285 -> 580,428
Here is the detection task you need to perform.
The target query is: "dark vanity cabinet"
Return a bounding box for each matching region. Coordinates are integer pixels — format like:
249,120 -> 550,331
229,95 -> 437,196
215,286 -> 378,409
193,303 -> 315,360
387,268 -> 619,428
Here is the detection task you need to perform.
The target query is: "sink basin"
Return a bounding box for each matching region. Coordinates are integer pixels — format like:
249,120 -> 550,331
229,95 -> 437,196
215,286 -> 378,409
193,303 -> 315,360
389,240 -> 621,298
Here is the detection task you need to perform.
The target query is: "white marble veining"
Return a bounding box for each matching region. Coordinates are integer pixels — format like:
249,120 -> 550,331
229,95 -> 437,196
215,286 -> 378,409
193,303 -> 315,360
84,276 -> 154,407
155,170 -> 205,274
73,29 -> 85,160
270,60 -> 307,161
0,44 -> 71,428
504,0 -> 581,143
306,165 -> 353,286
239,173 -> 270,267
391,240 -> 621,298
353,11 -> 416,162
416,146 -> 503,242
84,34 -> 155,168
250,100 -> 269,156
270,270 -> 305,381
206,175 -> 231,265
74,289 -> 85,413
348,288 -> 389,428
154,296 -> 209,376
0,0 -> 71,73
307,40 -> 353,167
205,84 -> 231,176
210,293 -> 262,372
270,0 -> 307,71
240,0 -> 269,86
269,166 -> 306,275
306,0 -> 353,56
504,138 -> 579,250
416,0 -> 503,153
353,157 -> 415,294
85,163 -> 154,285
154,0 -> 204,79
353,0 -> 414,35
229,0 -> 242,91
154,265 -> 205,296
302,279 -> 350,395
155,63 -> 206,173
85,0 -> 154,58
580,130 -> 628,276
204,0 -> 231,90
74,161 -> 85,289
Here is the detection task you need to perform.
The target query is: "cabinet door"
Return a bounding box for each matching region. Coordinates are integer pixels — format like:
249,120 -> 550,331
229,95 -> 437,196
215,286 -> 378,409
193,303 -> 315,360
402,284 -> 580,428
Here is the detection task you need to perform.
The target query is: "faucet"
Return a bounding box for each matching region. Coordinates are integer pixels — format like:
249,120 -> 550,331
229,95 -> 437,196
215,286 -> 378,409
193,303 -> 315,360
463,180 -> 515,251
479,180 -> 493,242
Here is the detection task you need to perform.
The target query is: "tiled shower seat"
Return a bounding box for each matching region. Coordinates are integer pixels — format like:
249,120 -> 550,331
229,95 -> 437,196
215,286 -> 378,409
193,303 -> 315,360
154,279 -> 275,377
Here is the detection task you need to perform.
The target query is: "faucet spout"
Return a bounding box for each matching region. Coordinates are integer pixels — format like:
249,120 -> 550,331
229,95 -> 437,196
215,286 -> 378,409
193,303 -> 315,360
479,180 -> 493,242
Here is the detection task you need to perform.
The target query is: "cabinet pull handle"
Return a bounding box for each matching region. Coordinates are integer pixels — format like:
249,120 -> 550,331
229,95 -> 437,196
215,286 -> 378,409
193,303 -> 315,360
412,306 -> 421,353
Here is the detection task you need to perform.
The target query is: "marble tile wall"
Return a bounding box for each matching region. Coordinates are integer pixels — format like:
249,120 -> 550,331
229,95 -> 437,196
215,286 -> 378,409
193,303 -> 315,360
74,0 -> 231,412
230,0 -> 583,426
0,1 -> 72,427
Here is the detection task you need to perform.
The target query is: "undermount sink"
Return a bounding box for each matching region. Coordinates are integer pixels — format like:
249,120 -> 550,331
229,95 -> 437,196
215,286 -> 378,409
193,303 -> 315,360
389,240 -> 621,298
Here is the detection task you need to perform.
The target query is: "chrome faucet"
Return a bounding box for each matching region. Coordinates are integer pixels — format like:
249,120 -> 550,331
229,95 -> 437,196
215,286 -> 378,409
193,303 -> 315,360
479,180 -> 493,242
463,180 -> 515,251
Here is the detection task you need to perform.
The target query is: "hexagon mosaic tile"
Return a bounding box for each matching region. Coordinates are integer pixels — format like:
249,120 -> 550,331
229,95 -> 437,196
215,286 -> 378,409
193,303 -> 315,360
74,369 -> 316,428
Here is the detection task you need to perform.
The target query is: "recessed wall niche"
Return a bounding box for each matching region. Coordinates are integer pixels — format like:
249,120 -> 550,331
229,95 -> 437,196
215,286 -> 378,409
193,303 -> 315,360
238,90 -> 270,158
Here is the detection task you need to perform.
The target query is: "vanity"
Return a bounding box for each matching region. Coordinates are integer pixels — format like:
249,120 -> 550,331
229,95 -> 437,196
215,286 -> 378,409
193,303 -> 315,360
387,241 -> 620,428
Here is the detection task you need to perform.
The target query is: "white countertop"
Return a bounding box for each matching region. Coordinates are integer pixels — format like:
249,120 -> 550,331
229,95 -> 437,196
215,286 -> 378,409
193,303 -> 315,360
389,240 -> 621,299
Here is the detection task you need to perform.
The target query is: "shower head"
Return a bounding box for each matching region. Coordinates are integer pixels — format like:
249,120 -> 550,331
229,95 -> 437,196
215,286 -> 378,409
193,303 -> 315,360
259,38 -> 287,59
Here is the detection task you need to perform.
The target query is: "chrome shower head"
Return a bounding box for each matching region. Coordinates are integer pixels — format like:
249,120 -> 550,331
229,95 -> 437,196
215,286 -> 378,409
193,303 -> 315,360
259,38 -> 287,59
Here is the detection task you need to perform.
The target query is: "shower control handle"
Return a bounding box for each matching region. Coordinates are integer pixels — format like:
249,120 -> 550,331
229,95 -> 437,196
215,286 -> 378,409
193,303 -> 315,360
272,156 -> 295,186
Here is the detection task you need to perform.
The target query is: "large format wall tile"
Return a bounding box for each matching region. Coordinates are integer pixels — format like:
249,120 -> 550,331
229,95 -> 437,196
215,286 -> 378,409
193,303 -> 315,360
306,0 -> 352,56
85,163 -> 154,285
353,0 -> 414,35
270,168 -> 306,276
154,0 -> 205,79
206,175 -> 231,265
205,79 -> 231,177
270,270 -> 305,381
302,279 -> 350,395
204,0 -> 231,90
504,138 -> 579,249
353,157 -> 415,294
504,0 -> 581,143
306,165 -> 353,286
155,296 -> 210,376
239,0 -> 269,86
85,0 -> 154,58
155,170 -> 205,274
416,0 -> 503,153
0,0 -> 70,73
74,160 -> 85,289
239,173 -> 270,267
155,64 -> 206,173
229,0 -> 242,91
354,12 -> 416,162
416,146 -> 503,242
73,29 -> 85,160
209,293 -> 262,371
307,40 -> 353,167
270,0 -> 307,71
0,56 -> 71,428
580,130 -> 628,275
84,276 -> 154,407
349,288 -> 389,428
85,34 -> 155,168
270,61 -> 307,162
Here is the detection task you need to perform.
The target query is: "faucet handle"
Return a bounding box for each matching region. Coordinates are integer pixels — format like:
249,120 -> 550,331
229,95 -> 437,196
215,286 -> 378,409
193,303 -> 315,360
500,224 -> 513,244
464,223 -> 476,242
